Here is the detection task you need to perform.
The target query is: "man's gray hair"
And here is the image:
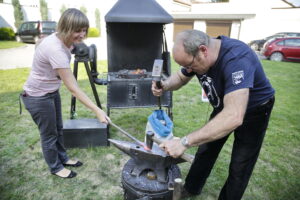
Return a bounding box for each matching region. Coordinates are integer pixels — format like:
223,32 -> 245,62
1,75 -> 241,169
176,30 -> 210,56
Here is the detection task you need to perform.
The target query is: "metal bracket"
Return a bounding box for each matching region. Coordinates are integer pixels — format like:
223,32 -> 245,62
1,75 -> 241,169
129,83 -> 138,100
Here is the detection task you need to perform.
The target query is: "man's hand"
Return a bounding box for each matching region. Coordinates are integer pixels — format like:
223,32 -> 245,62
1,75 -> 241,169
159,138 -> 187,158
151,81 -> 164,96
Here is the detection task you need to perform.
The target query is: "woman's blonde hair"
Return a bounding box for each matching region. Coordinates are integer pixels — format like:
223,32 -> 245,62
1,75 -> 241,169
57,8 -> 89,43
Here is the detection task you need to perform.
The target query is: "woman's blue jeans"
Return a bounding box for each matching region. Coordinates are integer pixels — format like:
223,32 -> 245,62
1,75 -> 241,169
21,90 -> 69,174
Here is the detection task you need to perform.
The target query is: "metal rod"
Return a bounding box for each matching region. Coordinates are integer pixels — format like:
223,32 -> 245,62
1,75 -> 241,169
157,96 -> 162,110
108,119 -> 150,151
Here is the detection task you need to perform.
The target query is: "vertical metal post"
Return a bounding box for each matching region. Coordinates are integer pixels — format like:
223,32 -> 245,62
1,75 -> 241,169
172,178 -> 183,200
70,60 -> 78,119
83,61 -> 102,109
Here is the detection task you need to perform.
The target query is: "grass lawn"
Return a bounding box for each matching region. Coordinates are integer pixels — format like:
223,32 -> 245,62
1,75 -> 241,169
0,41 -> 26,49
0,60 -> 299,200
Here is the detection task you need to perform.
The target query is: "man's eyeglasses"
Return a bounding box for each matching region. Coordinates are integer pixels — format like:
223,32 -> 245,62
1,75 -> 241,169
184,55 -> 195,70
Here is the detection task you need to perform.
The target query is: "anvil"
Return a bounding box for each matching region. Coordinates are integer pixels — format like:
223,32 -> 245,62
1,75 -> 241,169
109,139 -> 186,182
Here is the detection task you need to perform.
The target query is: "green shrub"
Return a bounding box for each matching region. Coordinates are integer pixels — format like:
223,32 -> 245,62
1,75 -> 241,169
87,27 -> 100,37
0,27 -> 16,40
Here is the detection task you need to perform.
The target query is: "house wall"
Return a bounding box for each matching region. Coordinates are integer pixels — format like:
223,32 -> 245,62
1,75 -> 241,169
240,8 -> 300,43
0,0 -> 40,31
0,3 -> 15,30
187,0 -> 300,43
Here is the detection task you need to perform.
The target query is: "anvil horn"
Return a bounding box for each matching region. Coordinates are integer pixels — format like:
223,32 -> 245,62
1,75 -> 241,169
108,139 -> 133,156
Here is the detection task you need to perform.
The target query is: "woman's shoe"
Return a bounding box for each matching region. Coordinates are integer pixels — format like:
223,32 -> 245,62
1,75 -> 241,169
52,169 -> 77,178
63,161 -> 83,167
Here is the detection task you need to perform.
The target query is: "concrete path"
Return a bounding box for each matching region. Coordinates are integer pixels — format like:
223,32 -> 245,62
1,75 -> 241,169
0,37 -> 107,70
0,38 -> 264,70
0,44 -> 35,69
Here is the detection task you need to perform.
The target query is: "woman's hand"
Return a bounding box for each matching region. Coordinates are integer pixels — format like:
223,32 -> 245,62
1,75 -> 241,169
95,108 -> 109,124
57,68 -> 110,124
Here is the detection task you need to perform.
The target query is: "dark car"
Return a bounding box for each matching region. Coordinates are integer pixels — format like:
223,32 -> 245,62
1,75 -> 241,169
15,21 -> 57,43
262,37 -> 300,62
248,32 -> 300,51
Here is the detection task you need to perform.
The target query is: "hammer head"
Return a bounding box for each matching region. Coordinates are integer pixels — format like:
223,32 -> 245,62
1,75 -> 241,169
152,59 -> 163,82
145,131 -> 155,150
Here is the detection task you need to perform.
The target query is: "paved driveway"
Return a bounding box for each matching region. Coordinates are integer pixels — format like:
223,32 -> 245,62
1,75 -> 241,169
0,37 -> 107,70
0,39 -> 264,70
0,44 -> 35,69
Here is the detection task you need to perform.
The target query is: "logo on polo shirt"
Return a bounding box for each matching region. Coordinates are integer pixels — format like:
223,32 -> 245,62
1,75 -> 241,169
199,75 -> 220,108
232,70 -> 244,85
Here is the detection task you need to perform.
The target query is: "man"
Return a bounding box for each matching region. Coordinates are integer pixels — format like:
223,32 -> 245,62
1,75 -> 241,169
152,30 -> 275,200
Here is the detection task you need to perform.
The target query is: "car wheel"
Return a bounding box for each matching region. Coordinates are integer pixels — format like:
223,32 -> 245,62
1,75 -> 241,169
250,43 -> 259,51
34,36 -> 39,44
16,36 -> 21,42
270,52 -> 283,62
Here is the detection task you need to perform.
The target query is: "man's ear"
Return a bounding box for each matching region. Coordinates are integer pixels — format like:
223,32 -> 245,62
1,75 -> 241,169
199,45 -> 208,57
199,45 -> 207,52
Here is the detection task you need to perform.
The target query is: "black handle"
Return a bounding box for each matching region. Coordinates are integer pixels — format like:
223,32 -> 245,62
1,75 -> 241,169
156,81 -> 162,89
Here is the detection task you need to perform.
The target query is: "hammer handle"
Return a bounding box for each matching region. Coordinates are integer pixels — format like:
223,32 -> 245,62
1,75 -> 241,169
151,136 -> 194,164
156,81 -> 162,89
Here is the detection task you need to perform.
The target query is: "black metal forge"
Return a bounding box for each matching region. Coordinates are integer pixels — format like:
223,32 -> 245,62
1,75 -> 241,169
105,0 -> 173,117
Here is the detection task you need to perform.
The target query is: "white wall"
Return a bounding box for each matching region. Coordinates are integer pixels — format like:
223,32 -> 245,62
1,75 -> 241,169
194,20 -> 206,32
240,8 -> 300,43
189,0 -> 300,43
0,2 -> 40,31
230,21 -> 241,39
0,3 -> 15,30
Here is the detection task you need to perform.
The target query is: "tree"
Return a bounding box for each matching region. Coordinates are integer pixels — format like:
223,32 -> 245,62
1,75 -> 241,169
95,8 -> 101,36
80,6 -> 87,15
60,4 -> 67,15
39,0 -> 48,20
12,0 -> 24,29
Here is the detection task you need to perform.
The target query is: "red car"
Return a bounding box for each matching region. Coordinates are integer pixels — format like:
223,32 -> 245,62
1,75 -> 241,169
262,37 -> 300,62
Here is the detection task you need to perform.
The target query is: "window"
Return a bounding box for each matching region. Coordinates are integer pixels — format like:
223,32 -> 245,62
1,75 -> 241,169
206,21 -> 231,37
277,41 -> 284,45
42,22 -> 57,30
20,23 -> 28,31
173,20 -> 194,41
28,22 -> 37,30
285,39 -> 300,47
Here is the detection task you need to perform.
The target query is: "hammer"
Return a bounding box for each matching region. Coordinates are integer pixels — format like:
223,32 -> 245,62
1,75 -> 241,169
152,59 -> 163,109
145,131 -> 194,164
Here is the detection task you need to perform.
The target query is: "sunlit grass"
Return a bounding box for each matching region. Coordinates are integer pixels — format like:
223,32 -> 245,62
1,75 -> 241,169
0,41 -> 25,49
0,60 -> 299,199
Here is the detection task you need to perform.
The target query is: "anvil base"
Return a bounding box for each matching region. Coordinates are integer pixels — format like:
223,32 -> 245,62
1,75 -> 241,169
122,158 -> 181,200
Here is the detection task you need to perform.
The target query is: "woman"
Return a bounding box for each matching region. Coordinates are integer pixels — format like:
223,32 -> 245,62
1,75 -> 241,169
21,8 -> 108,178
